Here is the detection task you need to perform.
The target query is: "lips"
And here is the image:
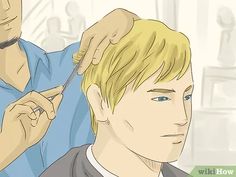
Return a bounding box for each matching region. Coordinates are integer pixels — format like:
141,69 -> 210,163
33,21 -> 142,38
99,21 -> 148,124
0,16 -> 17,26
161,133 -> 185,145
161,133 -> 184,137
172,140 -> 182,144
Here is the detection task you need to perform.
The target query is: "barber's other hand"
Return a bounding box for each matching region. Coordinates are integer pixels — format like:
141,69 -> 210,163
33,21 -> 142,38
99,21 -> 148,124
73,8 -> 140,74
1,86 -> 63,152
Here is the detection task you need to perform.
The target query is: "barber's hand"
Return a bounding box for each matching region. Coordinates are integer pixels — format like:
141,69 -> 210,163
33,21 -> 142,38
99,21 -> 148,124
73,8 -> 140,74
1,86 -> 63,152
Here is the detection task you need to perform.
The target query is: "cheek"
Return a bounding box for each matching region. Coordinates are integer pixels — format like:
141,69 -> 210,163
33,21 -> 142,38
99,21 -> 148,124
184,101 -> 192,120
11,3 -> 22,23
111,95 -> 175,140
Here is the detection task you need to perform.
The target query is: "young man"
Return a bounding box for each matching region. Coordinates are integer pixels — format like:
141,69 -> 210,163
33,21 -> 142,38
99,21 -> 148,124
41,19 -> 194,177
0,0 -> 139,176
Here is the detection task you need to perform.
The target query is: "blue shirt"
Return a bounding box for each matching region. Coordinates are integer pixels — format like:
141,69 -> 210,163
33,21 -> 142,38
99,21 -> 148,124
0,39 -> 95,177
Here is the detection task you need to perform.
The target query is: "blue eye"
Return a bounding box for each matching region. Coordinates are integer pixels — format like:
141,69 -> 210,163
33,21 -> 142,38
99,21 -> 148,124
152,96 -> 170,102
184,94 -> 192,101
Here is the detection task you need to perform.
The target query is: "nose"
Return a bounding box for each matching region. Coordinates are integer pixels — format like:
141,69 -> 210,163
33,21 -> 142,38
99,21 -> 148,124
174,101 -> 188,126
1,0 -> 10,11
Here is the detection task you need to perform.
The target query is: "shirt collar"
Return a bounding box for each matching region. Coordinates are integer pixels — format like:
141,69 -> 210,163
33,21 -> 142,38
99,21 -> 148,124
86,145 -> 165,177
86,145 -> 117,177
0,39 -> 51,90
19,38 -> 51,77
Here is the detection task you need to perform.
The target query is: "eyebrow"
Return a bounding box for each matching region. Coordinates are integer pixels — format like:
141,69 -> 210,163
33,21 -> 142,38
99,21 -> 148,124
185,85 -> 193,92
147,88 -> 176,93
147,85 -> 194,93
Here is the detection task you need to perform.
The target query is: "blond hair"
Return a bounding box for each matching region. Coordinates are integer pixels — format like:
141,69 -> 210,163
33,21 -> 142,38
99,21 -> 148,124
74,20 -> 191,134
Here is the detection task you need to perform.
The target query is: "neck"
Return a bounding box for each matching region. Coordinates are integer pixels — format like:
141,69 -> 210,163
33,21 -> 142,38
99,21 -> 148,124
92,126 -> 162,177
0,40 -> 30,92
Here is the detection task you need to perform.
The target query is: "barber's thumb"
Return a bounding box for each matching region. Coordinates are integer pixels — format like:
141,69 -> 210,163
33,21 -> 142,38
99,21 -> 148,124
52,94 -> 63,113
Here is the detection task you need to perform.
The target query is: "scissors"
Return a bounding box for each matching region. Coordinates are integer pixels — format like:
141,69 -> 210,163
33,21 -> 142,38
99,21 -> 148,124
34,59 -> 82,113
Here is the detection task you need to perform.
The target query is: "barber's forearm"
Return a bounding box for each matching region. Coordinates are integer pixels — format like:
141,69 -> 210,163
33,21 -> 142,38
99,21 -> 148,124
0,133 -> 25,171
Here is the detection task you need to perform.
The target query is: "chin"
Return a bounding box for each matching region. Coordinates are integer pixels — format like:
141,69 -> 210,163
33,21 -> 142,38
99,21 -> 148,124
158,153 -> 180,163
149,152 -> 180,163
0,26 -> 21,40
164,153 -> 180,163
0,29 -> 21,48
161,147 -> 183,163
8,30 -> 21,41
0,36 -> 20,49
134,145 -> 183,163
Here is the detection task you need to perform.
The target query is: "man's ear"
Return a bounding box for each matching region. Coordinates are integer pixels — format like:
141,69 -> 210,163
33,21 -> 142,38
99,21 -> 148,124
87,84 -> 109,122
